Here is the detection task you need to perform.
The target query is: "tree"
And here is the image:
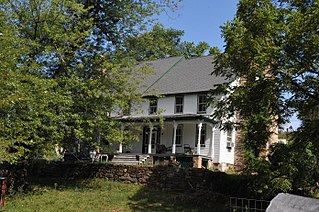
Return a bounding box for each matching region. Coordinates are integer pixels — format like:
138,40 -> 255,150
0,0 -> 181,163
179,41 -> 211,58
79,0 -> 181,50
123,23 -> 184,61
212,0 -> 282,163
122,23 -> 213,61
212,0 -> 319,196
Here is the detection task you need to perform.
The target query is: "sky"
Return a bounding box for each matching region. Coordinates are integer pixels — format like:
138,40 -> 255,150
158,0 -> 301,130
158,0 -> 240,50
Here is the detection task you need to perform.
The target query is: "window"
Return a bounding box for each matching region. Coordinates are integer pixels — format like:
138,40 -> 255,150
226,130 -> 234,149
175,96 -> 184,113
175,125 -> 183,146
149,98 -> 158,114
197,94 -> 207,113
151,131 -> 157,148
195,124 -> 206,147
226,130 -> 232,143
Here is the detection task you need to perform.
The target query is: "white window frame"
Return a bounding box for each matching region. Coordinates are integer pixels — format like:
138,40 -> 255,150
197,94 -> 207,114
175,96 -> 184,114
226,130 -> 235,149
149,98 -> 158,115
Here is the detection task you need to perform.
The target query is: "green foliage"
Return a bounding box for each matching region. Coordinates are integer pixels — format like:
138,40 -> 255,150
252,138 -> 318,198
0,0 -> 182,163
80,0 -> 181,50
0,72 -> 63,163
123,23 -> 184,61
179,41 -> 211,58
121,23 -> 213,61
211,0 -> 281,166
212,0 -> 319,197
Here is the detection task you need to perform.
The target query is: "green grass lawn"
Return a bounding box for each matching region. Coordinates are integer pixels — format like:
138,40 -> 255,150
4,178 -> 229,212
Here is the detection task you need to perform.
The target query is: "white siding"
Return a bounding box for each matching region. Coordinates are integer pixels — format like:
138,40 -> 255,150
183,94 -> 197,114
130,101 -> 148,116
183,123 -> 196,147
129,134 -> 143,153
218,130 -> 235,164
207,126 -> 222,163
213,129 -> 221,163
135,101 -> 149,116
119,127 -> 143,153
158,96 -> 174,115
160,123 -> 173,147
130,93 -> 216,117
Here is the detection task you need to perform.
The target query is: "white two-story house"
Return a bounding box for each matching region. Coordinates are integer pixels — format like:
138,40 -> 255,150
116,56 -> 236,170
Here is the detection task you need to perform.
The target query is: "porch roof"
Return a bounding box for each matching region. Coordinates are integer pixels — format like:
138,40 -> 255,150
118,114 -> 218,124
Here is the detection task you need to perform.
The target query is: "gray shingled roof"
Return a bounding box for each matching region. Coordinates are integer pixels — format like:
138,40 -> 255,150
143,56 -> 228,96
138,56 -> 184,94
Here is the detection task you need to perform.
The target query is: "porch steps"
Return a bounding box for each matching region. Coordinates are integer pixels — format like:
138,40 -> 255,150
111,154 -> 150,165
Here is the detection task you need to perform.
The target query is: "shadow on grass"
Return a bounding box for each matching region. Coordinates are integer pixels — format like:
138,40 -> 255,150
128,186 -> 229,212
27,177 -> 229,212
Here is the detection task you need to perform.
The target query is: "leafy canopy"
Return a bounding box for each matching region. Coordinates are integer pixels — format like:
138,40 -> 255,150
212,0 -> 319,197
121,23 -> 214,61
0,0 -> 181,163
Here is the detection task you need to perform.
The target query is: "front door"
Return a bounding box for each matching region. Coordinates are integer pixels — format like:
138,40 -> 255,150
142,127 -> 160,153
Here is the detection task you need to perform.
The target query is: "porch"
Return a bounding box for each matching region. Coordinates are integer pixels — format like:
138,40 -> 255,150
117,114 -> 236,170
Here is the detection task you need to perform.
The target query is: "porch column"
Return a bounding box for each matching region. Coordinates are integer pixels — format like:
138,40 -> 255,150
148,126 -> 153,154
172,121 -> 178,154
197,122 -> 202,155
119,124 -> 124,153
119,143 -> 123,153
97,129 -> 101,153
210,126 -> 216,159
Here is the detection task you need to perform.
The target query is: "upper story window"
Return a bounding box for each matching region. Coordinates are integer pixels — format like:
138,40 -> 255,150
226,130 -> 235,150
226,130 -> 232,143
175,96 -> 184,114
149,98 -> 158,115
197,94 -> 207,114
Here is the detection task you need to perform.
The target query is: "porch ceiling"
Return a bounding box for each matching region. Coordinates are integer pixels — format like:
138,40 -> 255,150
118,114 -> 218,124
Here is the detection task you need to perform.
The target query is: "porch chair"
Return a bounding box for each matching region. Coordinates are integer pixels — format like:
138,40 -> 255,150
156,144 -> 167,154
184,144 -> 192,154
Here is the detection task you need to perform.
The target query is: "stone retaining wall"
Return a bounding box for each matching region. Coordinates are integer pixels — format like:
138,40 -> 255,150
30,161 -> 251,197
0,161 -> 29,192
